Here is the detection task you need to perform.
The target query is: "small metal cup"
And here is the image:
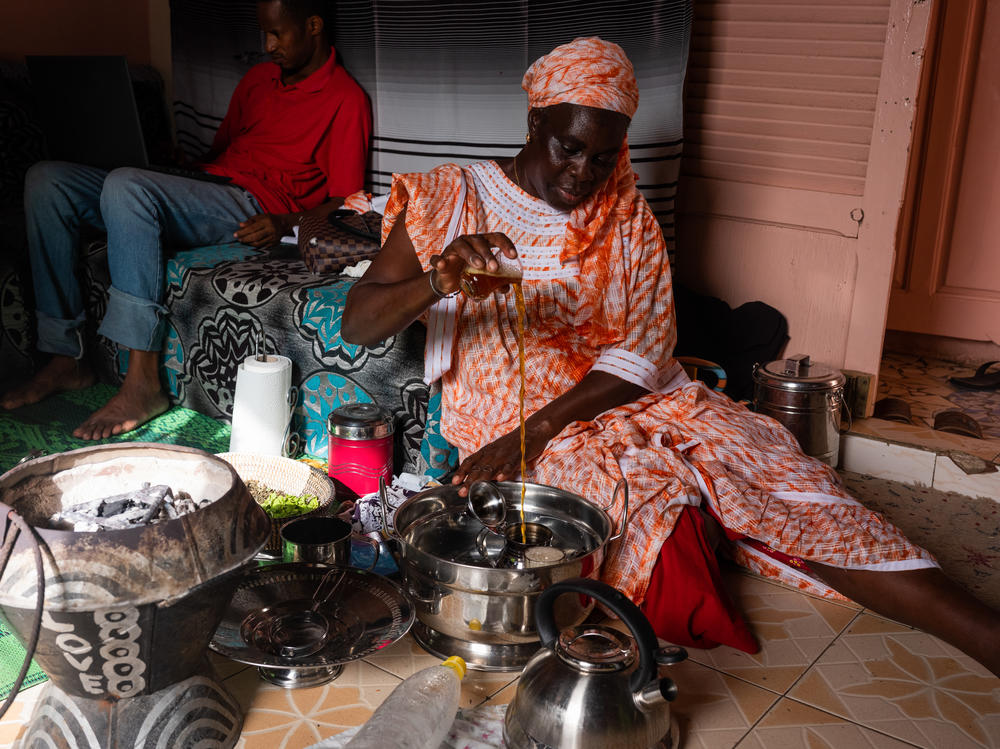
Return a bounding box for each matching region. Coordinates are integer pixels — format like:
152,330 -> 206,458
281,516 -> 380,569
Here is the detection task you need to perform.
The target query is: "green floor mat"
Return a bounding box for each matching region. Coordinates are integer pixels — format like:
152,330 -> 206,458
0,383 -> 232,475
0,384 -> 233,698
0,613 -> 46,701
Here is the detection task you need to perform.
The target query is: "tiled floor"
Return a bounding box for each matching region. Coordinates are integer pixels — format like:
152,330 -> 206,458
878,352 -> 1000,439
855,352 -> 1000,463
2,564 -> 997,749
1,396 -> 998,749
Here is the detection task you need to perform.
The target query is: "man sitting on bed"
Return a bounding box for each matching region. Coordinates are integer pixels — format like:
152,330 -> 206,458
1,0 -> 371,439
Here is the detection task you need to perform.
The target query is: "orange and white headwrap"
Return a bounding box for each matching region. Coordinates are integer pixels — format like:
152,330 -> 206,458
523,37 -> 642,347
522,36 -> 639,118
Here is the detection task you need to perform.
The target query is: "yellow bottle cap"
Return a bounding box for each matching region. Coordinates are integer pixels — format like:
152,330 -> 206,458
441,655 -> 467,680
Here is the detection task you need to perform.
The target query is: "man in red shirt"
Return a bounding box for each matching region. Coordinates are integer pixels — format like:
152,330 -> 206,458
2,0 -> 371,438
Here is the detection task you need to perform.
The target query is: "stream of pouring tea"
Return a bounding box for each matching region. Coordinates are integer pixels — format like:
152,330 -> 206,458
514,282 -> 527,544
461,263 -> 528,544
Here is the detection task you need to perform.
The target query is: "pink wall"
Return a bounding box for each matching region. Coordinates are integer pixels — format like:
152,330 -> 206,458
675,0 -> 933,388
0,0 -> 151,64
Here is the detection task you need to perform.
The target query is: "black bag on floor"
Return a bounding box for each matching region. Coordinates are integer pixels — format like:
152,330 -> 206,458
673,284 -> 789,402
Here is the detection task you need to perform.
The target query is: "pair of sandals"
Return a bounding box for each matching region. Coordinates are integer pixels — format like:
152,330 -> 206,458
873,397 -> 983,439
948,361 -> 1000,390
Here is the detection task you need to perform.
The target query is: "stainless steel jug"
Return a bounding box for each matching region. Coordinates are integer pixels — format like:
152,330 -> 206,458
753,353 -> 846,466
503,578 -> 687,749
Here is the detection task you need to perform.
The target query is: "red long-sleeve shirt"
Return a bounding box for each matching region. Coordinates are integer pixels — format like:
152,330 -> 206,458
204,53 -> 371,215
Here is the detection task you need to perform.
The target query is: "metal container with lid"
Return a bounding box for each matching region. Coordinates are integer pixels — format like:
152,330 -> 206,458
752,354 -> 846,466
327,403 -> 394,497
384,480 -> 629,671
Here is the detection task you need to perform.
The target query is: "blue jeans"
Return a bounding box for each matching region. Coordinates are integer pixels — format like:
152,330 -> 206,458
24,161 -> 262,357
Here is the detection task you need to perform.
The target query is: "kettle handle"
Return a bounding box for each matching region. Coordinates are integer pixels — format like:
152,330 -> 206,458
535,577 -> 658,693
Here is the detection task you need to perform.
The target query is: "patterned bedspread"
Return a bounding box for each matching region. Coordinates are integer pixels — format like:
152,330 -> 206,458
82,241 -> 458,479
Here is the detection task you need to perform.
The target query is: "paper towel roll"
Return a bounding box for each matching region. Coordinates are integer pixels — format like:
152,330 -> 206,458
229,354 -> 295,455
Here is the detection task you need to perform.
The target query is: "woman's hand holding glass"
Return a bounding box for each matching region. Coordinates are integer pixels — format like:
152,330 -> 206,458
429,232 -> 519,298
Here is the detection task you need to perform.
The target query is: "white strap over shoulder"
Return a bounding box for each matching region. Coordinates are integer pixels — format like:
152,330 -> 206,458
424,170 -> 468,385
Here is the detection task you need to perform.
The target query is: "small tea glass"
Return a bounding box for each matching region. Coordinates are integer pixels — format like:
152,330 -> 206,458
459,252 -> 523,299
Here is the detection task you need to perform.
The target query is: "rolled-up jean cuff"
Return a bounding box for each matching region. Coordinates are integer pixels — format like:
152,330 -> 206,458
37,310 -> 87,359
97,286 -> 169,352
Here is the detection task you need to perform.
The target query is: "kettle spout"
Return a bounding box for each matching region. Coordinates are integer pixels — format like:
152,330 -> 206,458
635,677 -> 679,710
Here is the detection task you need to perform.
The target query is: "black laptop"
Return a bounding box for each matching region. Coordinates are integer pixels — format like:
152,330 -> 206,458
26,55 -> 230,183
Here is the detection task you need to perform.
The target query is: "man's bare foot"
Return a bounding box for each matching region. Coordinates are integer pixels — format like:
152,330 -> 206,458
73,383 -> 170,440
1,356 -> 96,410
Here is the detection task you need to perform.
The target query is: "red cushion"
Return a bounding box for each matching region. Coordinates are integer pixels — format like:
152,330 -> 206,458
641,505 -> 759,653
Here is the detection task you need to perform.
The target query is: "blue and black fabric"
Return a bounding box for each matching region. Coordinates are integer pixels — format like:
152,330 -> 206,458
82,241 -> 459,479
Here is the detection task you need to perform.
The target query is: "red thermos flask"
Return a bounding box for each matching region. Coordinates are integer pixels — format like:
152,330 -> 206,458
327,403 -> 394,497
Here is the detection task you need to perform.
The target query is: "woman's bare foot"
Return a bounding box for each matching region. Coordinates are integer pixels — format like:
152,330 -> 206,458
73,348 -> 170,440
1,356 -> 96,409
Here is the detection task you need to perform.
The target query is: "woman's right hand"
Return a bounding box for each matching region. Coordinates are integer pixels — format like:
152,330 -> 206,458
429,232 -> 518,296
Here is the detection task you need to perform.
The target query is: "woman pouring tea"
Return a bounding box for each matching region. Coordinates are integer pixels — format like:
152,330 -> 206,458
341,37 -> 1000,675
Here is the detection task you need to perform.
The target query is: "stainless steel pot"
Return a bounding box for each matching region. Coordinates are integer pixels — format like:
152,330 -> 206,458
752,353 -> 846,466
381,480 -> 629,671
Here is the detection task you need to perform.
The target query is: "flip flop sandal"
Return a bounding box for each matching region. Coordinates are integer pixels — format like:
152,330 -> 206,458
932,409 -> 983,439
873,396 -> 913,424
948,360 -> 1000,390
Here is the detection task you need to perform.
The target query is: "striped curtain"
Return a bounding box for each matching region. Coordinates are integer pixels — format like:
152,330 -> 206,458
170,0 -> 692,253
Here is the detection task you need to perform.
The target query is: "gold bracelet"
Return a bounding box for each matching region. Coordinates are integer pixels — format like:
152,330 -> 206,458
428,269 -> 457,299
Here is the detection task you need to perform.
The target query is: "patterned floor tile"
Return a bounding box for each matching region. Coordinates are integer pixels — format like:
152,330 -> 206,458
454,671 -> 520,710
683,572 -> 859,693
227,659 -> 402,749
481,677 -> 519,707
736,699 -> 920,748
360,632 -> 442,679
361,632 -> 519,708
0,684 -> 43,749
878,352 -> 1000,442
787,613 -> 1000,749
668,659 -> 781,749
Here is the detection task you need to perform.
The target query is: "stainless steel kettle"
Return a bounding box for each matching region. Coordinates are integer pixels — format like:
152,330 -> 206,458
503,577 -> 687,749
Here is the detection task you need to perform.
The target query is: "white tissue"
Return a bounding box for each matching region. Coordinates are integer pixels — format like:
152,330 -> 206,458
342,259 -> 372,277
229,354 -> 295,455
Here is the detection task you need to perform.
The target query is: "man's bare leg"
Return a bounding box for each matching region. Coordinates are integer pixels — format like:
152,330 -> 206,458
1,355 -> 96,409
811,562 -> 1000,677
73,349 -> 169,440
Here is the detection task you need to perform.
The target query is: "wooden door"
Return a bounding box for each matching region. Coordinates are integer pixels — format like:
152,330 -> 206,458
888,0 -> 1000,342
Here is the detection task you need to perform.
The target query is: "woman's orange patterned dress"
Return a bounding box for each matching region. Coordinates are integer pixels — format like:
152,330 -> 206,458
383,160 -> 936,607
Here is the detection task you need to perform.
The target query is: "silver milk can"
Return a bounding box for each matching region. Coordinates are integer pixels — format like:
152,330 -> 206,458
752,354 -> 847,467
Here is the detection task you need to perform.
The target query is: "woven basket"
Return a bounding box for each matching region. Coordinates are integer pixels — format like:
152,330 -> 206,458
216,452 -> 347,557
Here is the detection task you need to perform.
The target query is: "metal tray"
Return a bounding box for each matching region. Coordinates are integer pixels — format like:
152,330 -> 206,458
211,563 -> 413,677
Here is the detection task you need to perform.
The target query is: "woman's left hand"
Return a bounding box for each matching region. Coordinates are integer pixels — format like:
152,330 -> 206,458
451,423 -> 552,496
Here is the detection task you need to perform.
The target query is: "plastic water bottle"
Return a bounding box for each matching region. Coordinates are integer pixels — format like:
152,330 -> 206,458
344,655 -> 466,749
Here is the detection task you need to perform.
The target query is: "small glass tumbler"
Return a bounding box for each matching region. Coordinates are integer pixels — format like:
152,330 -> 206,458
459,252 -> 523,299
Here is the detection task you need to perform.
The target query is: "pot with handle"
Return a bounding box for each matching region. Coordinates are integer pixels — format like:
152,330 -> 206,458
504,577 -> 687,749
381,478 -> 630,671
